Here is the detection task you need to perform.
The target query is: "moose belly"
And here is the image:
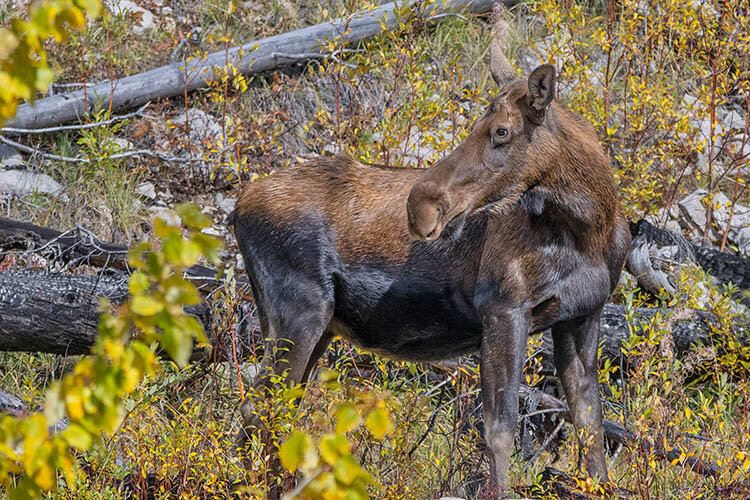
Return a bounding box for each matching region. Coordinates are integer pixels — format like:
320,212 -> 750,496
330,266 -> 483,361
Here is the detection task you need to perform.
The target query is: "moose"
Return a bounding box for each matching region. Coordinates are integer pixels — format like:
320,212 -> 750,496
231,22 -> 630,499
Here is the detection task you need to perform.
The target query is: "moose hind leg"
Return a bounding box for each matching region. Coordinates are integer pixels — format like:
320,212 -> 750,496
551,310 -> 608,482
240,287 -> 334,434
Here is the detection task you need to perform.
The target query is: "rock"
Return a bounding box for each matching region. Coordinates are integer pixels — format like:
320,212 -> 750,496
108,0 -> 155,34
0,169 -> 64,197
0,145 -> 23,168
677,189 -> 750,246
110,137 -> 133,151
135,181 -> 156,200
202,225 -> 223,237
617,270 -> 637,290
736,227 -> 750,257
148,206 -> 181,227
682,94 -> 699,109
723,109 -> 746,131
171,109 -> 223,144
677,189 -> 726,242
644,205 -> 682,234
158,187 -> 173,202
215,193 -> 236,215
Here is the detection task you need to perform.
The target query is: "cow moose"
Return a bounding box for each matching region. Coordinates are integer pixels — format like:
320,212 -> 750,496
231,23 -> 630,499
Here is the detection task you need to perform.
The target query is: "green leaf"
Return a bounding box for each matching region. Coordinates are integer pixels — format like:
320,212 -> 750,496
365,407 -> 392,440
334,403 -> 361,434
163,233 -> 201,267
128,272 -> 150,295
333,455 -> 363,486
159,324 -> 193,367
175,203 -> 211,229
192,233 -> 223,264
279,431 -> 312,473
130,296 -> 163,316
61,423 -> 93,450
283,385 -> 305,401
154,217 -> 180,237
319,433 -> 349,466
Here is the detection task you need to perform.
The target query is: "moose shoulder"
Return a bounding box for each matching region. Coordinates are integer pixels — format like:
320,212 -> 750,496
232,65 -> 630,498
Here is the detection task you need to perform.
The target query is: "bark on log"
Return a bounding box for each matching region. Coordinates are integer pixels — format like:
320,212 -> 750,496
517,386 -> 720,478
0,271 -> 213,356
4,0 -> 508,130
0,388 -> 28,418
627,219 -> 750,305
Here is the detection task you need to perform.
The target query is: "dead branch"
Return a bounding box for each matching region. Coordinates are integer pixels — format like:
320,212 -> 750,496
517,386 -> 720,478
0,216 -> 238,290
6,0 -> 508,130
0,135 -> 195,163
0,103 -> 151,135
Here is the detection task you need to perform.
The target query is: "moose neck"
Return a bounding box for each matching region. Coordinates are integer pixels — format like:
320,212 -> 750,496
522,106 -> 619,252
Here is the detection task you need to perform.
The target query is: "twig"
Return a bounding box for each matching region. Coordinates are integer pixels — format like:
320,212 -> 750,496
427,12 -> 469,22
0,103 -> 151,135
522,408 -> 567,419
49,81 -> 104,90
270,50 -> 358,68
0,135 -> 197,163
281,466 -> 324,500
408,384 -> 448,457
522,418 -> 565,474
171,38 -> 188,64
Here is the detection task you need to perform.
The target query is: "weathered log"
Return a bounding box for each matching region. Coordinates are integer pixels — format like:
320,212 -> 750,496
0,270 -> 214,356
0,388 -> 28,418
4,0 -> 508,131
517,386 -> 720,478
0,216 -> 129,270
0,216 -> 238,290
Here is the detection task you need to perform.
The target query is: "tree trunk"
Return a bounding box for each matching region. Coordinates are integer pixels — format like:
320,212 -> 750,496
4,0 -> 507,130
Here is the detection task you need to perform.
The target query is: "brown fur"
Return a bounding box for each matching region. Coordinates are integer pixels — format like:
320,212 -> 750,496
237,155 -> 423,263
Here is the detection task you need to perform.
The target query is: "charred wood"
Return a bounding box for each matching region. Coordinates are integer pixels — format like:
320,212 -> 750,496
628,219 -> 750,305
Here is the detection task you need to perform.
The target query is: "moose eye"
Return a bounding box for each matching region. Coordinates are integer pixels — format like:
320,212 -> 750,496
491,127 -> 510,148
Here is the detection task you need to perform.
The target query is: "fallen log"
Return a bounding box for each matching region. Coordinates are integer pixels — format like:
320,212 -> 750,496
4,215 -> 749,300
0,216 -> 238,290
516,386 -> 720,478
0,388 -> 29,418
4,0 -> 507,131
627,219 -> 750,305
0,270 -> 215,356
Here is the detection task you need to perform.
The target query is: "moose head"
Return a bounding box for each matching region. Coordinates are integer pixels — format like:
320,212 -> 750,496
406,63 -> 557,241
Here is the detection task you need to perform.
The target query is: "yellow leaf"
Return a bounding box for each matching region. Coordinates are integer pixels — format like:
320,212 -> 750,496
320,434 -> 349,466
279,431 -> 312,473
130,295 -> 164,316
334,403 -> 361,434
365,407 -> 392,440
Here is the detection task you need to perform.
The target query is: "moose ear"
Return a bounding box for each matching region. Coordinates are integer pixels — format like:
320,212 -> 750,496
527,64 -> 556,111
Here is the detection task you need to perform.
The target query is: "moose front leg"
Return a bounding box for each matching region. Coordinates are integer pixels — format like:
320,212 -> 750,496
479,308 -> 530,498
551,311 -> 609,482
